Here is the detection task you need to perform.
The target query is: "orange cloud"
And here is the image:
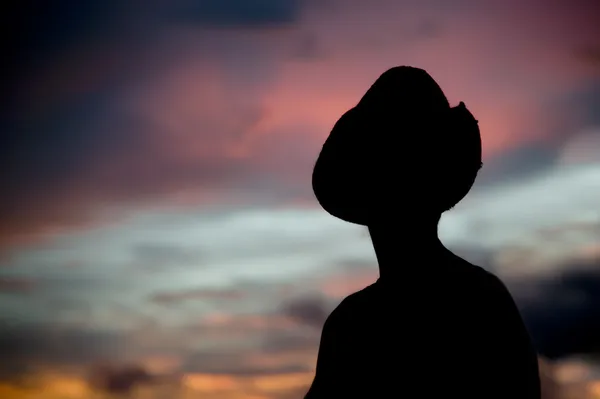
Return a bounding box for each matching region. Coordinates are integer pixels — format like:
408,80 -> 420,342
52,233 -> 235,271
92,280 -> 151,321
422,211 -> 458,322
0,373 -> 93,399
182,371 -> 313,398
4,356 -> 600,399
0,368 -> 313,399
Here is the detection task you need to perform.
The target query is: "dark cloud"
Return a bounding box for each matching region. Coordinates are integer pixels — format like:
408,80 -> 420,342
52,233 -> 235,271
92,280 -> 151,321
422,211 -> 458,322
150,288 -> 245,306
1,0 -> 598,256
280,295 -> 331,329
472,142 -> 558,189
576,45 -> 600,68
169,0 -> 303,28
1,15 -> 312,251
0,322 -> 124,380
0,92 -> 146,248
88,363 -> 154,395
3,0 -> 303,89
261,330 -> 320,354
182,350 -> 246,374
1,91 -> 132,201
278,255 -> 600,363
182,348 -> 311,376
548,79 -> 600,132
1,0 -> 305,247
510,257 -> 600,360
472,80 -> 600,189
0,91 -> 258,249
571,80 -> 600,127
3,2 -> 129,94
0,277 -> 37,294
0,311 -> 314,384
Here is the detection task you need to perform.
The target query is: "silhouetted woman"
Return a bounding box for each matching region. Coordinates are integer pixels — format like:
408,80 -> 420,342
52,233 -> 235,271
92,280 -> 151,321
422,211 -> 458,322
306,67 -> 541,398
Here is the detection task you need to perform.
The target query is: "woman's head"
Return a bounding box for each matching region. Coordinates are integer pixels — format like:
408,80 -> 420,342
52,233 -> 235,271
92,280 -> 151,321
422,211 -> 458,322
312,66 -> 482,226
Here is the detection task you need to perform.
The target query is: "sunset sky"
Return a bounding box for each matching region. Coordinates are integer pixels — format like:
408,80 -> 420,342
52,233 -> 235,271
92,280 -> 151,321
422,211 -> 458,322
1,0 -> 600,398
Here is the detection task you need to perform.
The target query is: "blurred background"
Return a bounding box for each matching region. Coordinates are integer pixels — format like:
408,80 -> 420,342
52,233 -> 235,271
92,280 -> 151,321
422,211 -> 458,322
1,0 -> 600,398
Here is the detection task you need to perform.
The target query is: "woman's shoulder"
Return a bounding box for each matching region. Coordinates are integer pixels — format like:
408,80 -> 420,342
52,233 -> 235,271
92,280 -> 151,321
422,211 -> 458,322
325,283 -> 378,323
446,253 -> 504,286
440,255 -> 515,305
458,264 -> 518,311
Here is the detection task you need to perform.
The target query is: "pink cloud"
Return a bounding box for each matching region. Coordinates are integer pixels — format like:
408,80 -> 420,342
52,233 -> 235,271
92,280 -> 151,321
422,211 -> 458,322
3,0 -> 599,250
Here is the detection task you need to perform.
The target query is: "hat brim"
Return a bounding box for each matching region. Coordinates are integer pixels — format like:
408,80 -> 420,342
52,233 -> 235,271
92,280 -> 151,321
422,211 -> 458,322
312,107 -> 372,225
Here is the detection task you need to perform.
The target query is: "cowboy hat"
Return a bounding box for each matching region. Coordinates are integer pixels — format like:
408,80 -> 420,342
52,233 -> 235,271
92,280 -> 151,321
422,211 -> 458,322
312,66 -> 482,225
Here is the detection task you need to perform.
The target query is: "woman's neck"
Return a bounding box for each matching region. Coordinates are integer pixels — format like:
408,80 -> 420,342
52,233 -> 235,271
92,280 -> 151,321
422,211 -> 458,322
368,214 -> 447,280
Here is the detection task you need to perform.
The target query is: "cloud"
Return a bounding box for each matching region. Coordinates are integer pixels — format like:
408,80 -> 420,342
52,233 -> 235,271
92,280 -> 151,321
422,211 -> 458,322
2,0 -> 600,253
550,79 -> 600,130
4,0 -> 305,80
0,277 -> 37,294
150,288 -> 245,306
473,142 -> 559,188
5,273 -> 600,398
260,330 -> 320,356
0,0 -> 313,252
0,311 -> 317,396
183,349 -> 311,377
538,357 -> 563,399
440,162 -> 600,255
133,243 -> 203,270
167,0 -> 304,27
471,78 -> 600,189
88,362 -> 154,395
280,295 -> 331,329
318,269 -> 379,299
577,45 -> 600,68
3,4 -> 600,393
0,60 -> 256,250
509,256 -> 600,360
0,323 -> 125,380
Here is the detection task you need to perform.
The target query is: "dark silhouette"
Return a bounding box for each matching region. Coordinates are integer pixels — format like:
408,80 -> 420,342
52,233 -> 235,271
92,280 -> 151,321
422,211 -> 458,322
306,66 -> 541,398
